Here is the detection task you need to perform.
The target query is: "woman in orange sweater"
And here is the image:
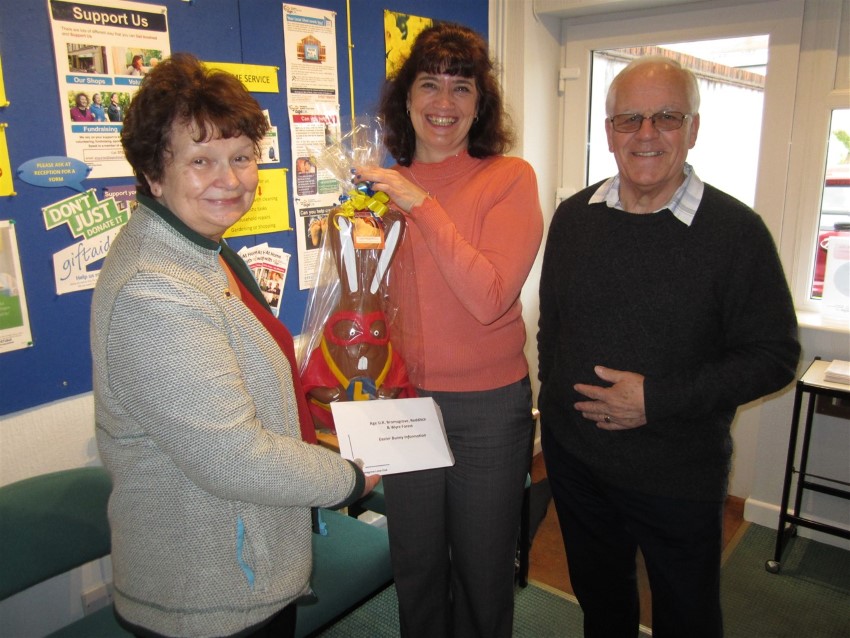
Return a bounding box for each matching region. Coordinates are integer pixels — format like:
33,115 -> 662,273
354,22 -> 543,638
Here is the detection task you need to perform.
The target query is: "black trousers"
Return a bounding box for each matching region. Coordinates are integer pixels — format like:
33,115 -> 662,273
542,427 -> 724,638
383,378 -> 535,638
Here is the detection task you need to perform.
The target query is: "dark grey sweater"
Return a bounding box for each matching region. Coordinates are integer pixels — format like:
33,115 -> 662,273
537,182 -> 800,501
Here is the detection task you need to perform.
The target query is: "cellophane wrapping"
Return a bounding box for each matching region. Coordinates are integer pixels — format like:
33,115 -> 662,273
297,118 -> 421,432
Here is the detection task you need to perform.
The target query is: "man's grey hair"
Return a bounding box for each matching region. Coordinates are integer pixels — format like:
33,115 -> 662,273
605,55 -> 701,116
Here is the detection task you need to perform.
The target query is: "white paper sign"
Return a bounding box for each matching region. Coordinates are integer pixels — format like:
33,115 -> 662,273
821,235 -> 850,323
330,397 -> 454,475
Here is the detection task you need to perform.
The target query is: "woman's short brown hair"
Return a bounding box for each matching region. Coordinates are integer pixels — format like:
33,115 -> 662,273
378,22 -> 514,166
121,52 -> 269,197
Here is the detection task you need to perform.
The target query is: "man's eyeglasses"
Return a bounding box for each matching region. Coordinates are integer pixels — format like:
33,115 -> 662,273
609,111 -> 691,133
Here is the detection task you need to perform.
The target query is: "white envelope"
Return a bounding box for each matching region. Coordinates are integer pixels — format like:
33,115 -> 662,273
330,397 -> 454,475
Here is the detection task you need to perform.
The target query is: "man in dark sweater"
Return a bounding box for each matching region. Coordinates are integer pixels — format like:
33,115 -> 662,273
537,56 -> 800,638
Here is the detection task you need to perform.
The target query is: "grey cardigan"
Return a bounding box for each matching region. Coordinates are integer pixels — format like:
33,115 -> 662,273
91,197 -> 363,637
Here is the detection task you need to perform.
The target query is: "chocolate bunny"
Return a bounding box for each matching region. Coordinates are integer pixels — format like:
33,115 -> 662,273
300,205 -> 416,431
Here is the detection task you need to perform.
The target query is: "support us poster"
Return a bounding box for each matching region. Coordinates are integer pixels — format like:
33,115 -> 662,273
47,0 -> 171,179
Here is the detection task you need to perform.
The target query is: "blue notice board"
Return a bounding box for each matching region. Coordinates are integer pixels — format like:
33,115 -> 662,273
0,0 -> 486,416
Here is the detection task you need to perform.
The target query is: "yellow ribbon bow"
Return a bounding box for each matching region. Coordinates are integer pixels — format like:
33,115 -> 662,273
335,188 -> 390,226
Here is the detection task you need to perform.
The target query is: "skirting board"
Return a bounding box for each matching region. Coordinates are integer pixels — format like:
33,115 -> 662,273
744,497 -> 850,551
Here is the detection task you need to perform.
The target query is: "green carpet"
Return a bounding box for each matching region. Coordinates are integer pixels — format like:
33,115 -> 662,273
720,524 -> 850,638
315,524 -> 850,637
315,582 -> 585,637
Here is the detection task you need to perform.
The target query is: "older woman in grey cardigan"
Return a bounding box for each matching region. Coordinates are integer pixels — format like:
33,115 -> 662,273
91,53 -> 378,638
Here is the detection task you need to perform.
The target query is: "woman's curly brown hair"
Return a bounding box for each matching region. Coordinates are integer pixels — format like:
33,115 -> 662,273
121,52 -> 270,197
378,22 -> 514,167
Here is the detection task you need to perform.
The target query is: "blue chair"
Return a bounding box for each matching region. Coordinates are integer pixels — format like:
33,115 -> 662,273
0,467 -> 130,637
0,467 -> 393,638
295,508 -> 393,637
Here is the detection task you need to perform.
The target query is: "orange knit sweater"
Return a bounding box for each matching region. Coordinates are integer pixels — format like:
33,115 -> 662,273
392,151 -> 543,392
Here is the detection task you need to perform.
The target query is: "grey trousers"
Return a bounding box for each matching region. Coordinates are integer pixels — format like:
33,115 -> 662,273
383,377 -> 534,638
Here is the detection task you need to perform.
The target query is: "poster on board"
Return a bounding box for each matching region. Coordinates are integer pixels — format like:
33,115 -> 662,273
0,221 -> 33,353
384,10 -> 433,78
41,188 -> 130,295
47,0 -> 171,179
282,4 -> 343,290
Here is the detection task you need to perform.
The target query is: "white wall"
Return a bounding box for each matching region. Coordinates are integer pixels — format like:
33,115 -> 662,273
490,0 -> 562,454
0,393 -> 99,485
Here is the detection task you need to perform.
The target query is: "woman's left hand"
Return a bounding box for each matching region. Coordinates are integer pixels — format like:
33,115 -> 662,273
353,165 -> 428,214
